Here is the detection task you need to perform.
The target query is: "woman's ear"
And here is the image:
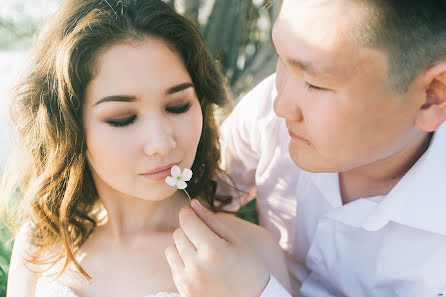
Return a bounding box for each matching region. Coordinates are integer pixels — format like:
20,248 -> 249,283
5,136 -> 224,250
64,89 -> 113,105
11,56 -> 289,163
415,62 -> 446,132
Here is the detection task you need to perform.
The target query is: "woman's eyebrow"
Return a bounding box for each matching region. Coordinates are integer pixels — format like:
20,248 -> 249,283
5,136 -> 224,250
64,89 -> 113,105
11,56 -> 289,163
94,95 -> 136,106
165,82 -> 194,95
93,82 -> 194,106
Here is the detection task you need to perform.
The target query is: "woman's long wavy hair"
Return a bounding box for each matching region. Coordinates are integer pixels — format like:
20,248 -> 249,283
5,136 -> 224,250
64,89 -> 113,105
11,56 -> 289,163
0,0 -> 231,280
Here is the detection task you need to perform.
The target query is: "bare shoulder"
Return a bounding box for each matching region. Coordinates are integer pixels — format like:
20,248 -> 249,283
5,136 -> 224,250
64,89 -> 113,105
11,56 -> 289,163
7,223 -> 41,297
216,213 -> 291,291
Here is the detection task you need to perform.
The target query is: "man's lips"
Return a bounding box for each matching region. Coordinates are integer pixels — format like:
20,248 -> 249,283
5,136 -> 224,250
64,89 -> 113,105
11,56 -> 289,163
288,130 -> 309,144
141,162 -> 179,181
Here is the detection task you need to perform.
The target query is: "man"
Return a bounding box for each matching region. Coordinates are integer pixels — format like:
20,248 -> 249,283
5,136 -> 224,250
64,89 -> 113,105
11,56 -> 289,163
165,0 -> 446,296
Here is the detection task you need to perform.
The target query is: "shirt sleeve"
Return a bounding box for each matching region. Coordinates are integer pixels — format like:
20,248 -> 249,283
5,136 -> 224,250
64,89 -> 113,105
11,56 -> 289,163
215,75 -> 277,211
259,275 -> 293,297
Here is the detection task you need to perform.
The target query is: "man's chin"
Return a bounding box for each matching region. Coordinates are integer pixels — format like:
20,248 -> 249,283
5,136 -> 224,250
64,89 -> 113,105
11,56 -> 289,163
289,151 -> 338,173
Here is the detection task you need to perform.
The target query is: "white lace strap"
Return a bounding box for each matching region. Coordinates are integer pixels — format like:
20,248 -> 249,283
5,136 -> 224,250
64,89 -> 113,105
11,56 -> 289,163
144,293 -> 180,297
35,278 -> 79,297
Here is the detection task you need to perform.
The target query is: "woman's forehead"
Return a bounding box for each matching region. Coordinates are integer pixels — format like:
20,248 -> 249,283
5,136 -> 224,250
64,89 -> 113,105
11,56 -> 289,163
84,39 -> 193,104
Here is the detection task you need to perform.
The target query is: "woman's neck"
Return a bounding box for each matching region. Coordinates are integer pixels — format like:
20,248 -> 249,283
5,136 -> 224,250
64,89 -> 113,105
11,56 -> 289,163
98,190 -> 189,244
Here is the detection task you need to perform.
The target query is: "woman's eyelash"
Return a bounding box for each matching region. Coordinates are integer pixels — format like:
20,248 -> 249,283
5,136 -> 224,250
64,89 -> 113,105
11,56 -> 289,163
107,115 -> 137,127
106,103 -> 191,127
166,103 -> 191,114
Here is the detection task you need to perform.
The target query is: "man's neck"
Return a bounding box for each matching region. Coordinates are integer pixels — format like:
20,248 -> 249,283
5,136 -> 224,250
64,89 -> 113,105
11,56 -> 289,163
339,132 -> 433,205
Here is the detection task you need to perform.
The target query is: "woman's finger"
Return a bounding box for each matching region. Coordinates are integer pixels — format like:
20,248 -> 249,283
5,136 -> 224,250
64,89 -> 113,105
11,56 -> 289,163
178,206 -> 224,250
173,227 -> 197,266
165,244 -> 185,274
191,199 -> 239,243
165,245 -> 192,296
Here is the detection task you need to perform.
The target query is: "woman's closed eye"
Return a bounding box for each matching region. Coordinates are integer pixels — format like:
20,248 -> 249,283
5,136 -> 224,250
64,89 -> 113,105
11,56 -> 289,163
105,103 -> 192,128
107,115 -> 137,127
166,103 -> 191,114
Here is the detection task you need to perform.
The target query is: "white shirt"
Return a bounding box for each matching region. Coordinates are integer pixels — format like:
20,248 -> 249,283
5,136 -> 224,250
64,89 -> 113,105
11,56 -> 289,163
218,74 -> 446,297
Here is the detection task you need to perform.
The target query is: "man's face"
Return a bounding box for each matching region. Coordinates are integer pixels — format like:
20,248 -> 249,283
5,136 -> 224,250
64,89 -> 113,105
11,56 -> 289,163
272,0 -> 426,173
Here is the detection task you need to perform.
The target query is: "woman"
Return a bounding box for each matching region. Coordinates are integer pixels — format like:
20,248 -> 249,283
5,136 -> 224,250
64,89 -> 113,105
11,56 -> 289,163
2,0 -> 290,296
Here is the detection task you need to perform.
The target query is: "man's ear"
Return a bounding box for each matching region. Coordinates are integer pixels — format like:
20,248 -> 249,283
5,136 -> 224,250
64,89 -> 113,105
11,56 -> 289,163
415,62 -> 446,132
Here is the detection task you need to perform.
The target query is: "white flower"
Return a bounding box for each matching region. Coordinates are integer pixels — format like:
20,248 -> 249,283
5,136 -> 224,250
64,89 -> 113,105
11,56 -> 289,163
165,165 -> 193,190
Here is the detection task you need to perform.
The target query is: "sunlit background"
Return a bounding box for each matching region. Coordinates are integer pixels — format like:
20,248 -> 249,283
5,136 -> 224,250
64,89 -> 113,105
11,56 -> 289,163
1,0 -> 62,164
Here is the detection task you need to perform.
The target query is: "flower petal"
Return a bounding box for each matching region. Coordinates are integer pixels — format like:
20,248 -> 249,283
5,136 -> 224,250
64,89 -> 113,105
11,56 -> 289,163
165,176 -> 177,187
182,168 -> 193,182
171,165 -> 181,177
177,181 -> 187,190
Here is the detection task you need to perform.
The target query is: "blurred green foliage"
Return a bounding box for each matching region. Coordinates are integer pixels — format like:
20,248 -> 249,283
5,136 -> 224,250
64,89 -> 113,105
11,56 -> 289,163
237,199 -> 259,225
0,224 -> 13,297
0,17 -> 40,50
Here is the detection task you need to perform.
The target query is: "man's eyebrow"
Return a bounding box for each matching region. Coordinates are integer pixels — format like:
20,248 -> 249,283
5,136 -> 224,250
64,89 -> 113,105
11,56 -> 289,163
288,58 -> 338,76
94,95 -> 136,106
166,82 -> 194,95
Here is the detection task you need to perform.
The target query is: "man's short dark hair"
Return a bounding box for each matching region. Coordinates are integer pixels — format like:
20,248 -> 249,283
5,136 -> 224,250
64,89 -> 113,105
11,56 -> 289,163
354,0 -> 446,93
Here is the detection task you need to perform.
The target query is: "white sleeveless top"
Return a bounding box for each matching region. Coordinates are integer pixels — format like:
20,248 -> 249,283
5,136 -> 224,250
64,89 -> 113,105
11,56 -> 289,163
35,277 -> 180,297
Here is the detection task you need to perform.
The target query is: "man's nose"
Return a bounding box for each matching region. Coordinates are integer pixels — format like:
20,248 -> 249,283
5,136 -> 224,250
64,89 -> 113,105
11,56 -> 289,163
273,72 -> 304,122
142,118 -> 176,157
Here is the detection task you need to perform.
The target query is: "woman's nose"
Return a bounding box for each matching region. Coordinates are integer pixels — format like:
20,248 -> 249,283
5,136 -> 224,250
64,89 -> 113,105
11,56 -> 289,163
142,119 -> 176,157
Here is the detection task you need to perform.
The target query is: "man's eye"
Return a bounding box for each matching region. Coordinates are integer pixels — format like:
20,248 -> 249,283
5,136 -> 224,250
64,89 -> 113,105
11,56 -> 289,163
107,115 -> 136,127
166,103 -> 191,114
305,82 -> 329,92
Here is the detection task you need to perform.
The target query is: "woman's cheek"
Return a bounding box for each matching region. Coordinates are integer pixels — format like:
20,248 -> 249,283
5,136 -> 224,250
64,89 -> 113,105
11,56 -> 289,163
181,106 -> 203,144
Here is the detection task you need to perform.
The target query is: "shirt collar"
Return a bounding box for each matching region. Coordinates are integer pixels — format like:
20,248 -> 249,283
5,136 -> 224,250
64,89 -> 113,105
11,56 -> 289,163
308,171 -> 343,208
362,122 -> 446,235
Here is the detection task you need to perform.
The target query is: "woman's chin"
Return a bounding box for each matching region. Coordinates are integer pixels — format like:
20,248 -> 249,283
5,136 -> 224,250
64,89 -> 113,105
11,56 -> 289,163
133,186 -> 179,202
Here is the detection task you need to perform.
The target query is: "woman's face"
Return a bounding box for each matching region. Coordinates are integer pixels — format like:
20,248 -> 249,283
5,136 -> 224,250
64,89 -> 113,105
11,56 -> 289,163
82,38 -> 203,201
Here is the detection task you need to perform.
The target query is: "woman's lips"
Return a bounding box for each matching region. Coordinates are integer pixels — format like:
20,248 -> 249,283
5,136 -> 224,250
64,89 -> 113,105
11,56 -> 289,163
141,163 -> 179,181
142,168 -> 172,181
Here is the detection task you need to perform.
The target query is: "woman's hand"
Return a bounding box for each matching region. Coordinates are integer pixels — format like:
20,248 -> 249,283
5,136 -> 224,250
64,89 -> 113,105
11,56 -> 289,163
165,199 -> 270,297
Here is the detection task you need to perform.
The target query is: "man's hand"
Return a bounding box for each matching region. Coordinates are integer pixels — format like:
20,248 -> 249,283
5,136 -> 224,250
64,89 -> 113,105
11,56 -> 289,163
165,199 -> 270,297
